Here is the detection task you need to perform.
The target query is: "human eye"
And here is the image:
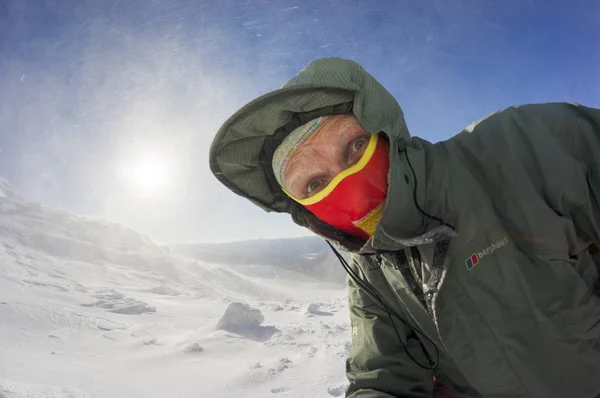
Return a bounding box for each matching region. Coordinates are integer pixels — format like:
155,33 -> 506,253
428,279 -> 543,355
353,137 -> 368,151
306,179 -> 325,196
348,136 -> 369,164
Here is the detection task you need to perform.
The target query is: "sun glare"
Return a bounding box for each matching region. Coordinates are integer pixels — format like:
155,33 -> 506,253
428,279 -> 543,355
118,152 -> 172,198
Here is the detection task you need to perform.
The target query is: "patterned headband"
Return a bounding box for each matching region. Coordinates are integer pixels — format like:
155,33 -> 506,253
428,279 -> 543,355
271,116 -> 331,189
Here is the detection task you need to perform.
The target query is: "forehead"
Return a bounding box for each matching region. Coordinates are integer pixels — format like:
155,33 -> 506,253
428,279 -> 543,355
282,115 -> 367,186
309,115 -> 364,144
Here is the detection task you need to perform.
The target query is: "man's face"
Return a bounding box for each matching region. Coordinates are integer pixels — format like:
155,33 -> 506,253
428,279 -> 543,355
283,115 -> 371,199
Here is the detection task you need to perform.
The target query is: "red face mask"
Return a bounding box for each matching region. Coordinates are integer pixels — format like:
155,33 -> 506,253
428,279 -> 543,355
284,134 -> 389,241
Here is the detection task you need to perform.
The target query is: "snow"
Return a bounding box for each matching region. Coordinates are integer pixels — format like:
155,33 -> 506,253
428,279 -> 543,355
0,380 -> 89,398
0,178 -> 351,397
0,177 -> 18,199
305,302 -> 334,316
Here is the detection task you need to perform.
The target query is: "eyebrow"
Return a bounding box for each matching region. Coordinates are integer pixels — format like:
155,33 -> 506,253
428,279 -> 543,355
284,119 -> 367,195
293,135 -> 365,196
285,153 -> 318,193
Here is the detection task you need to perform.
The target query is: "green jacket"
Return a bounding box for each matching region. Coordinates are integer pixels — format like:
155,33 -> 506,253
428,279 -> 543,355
209,58 -> 600,398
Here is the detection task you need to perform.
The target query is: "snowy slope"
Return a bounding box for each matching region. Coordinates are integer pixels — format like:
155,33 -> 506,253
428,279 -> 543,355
0,179 -> 351,398
170,237 -> 349,285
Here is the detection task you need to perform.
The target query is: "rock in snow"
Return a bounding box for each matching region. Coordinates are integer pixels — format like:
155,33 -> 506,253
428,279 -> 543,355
216,302 -> 279,341
305,303 -> 320,314
328,383 -> 348,397
217,302 -> 265,332
183,342 -> 204,353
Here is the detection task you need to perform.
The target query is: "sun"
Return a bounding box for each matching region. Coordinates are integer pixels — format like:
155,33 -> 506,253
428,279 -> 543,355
118,152 -> 172,198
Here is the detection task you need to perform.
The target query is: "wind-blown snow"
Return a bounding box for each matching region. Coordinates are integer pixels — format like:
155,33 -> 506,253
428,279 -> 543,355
0,177 -> 18,199
171,237 -> 350,284
0,178 -> 351,398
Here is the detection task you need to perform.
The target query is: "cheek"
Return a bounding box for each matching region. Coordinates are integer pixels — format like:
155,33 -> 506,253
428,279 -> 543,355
287,184 -> 305,198
286,175 -> 305,196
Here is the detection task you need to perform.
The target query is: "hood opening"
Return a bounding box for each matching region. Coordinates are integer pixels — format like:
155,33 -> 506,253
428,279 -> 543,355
258,102 -> 370,252
209,57 -> 411,251
258,102 -> 355,214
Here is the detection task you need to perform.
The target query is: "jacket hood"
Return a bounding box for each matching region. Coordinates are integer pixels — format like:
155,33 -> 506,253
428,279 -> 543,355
209,57 -> 412,250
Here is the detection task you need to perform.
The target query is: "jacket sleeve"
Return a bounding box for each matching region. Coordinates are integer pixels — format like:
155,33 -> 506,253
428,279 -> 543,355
560,103 -> 600,245
517,103 -> 600,245
469,103 -> 600,248
345,258 -> 434,398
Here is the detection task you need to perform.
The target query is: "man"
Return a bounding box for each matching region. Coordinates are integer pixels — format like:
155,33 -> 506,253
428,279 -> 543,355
209,57 -> 600,398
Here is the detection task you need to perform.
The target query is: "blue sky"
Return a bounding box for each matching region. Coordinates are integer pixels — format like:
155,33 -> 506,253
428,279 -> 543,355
1,0 -> 599,243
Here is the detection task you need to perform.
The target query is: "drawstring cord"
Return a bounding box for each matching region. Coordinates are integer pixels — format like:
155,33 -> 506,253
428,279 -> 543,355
399,138 -> 455,230
328,137 -> 458,371
327,241 -> 439,370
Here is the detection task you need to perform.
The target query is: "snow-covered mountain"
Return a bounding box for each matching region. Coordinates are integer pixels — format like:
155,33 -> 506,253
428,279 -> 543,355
0,178 -> 351,398
170,237 -> 348,285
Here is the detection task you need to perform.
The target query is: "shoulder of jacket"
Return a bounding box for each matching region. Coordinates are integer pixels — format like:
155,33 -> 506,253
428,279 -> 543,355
462,102 -> 581,133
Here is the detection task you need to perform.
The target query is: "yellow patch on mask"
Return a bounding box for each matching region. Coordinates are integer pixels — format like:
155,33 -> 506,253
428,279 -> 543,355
353,202 -> 385,237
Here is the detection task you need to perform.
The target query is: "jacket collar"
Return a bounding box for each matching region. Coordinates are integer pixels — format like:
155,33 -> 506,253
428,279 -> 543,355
335,137 -> 456,254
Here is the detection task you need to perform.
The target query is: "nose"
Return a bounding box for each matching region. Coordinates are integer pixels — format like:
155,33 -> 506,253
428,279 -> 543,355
328,160 -> 346,177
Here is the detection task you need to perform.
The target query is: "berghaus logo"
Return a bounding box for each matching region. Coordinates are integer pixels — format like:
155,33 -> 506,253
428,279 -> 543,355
466,236 -> 509,270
